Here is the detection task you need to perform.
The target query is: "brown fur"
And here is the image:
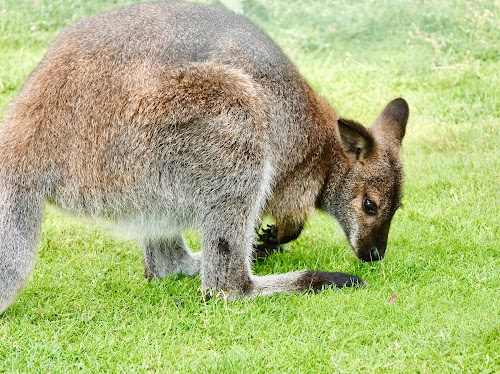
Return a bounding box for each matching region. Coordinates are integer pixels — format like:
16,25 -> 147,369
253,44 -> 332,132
0,2 -> 408,313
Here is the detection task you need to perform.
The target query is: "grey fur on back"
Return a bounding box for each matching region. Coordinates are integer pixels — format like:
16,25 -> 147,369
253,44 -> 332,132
77,3 -> 291,72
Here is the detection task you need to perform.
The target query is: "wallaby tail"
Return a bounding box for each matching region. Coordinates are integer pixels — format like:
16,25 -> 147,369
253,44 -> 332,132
0,179 -> 44,314
251,271 -> 367,297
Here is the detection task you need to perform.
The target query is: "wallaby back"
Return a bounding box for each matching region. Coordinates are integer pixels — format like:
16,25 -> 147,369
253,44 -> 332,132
0,2 -> 408,313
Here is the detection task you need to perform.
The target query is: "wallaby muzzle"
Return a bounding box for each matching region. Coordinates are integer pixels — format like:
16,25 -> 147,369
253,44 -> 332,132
358,246 -> 386,262
354,229 -> 389,262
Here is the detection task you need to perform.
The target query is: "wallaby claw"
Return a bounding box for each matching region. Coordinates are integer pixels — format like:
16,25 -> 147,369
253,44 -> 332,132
258,224 -> 278,245
254,225 -> 286,261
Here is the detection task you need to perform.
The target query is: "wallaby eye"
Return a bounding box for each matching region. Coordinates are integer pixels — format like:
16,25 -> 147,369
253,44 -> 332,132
362,197 -> 378,216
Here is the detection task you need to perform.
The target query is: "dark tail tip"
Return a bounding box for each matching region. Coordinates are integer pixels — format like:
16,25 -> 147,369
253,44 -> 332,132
297,271 -> 368,292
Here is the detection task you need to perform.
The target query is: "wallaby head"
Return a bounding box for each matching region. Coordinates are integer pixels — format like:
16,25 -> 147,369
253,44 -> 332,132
321,98 -> 409,262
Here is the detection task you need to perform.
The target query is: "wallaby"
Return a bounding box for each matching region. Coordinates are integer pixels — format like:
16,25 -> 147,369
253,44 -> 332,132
0,2 -> 409,314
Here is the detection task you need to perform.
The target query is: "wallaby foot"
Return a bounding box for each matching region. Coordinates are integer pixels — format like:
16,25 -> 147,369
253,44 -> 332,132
142,236 -> 201,280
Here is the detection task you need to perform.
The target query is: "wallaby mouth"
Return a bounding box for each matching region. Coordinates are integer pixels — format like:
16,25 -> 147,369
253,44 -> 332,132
358,246 -> 385,262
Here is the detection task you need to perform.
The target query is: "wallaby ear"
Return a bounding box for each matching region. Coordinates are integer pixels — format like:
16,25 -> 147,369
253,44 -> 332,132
337,118 -> 374,162
372,98 -> 409,145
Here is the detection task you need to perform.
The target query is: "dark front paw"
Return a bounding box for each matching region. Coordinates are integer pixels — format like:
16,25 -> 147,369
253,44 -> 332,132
258,224 -> 278,245
296,271 -> 368,292
252,243 -> 285,261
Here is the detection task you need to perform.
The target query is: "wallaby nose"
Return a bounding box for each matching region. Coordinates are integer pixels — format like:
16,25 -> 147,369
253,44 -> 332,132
369,247 -> 382,261
362,247 -> 385,262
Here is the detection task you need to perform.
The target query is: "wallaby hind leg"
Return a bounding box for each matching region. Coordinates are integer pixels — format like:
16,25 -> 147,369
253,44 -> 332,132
0,181 -> 44,314
199,211 -> 366,299
200,233 -> 253,300
142,236 -> 202,280
201,230 -> 366,300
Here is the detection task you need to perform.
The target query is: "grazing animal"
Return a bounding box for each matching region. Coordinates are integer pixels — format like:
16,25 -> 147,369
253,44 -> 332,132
0,2 -> 408,313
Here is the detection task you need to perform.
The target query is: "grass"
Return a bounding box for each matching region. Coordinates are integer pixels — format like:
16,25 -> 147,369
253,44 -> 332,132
0,0 -> 499,372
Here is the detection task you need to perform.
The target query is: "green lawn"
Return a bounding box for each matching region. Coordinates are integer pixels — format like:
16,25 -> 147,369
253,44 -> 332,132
1,0 -> 498,372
